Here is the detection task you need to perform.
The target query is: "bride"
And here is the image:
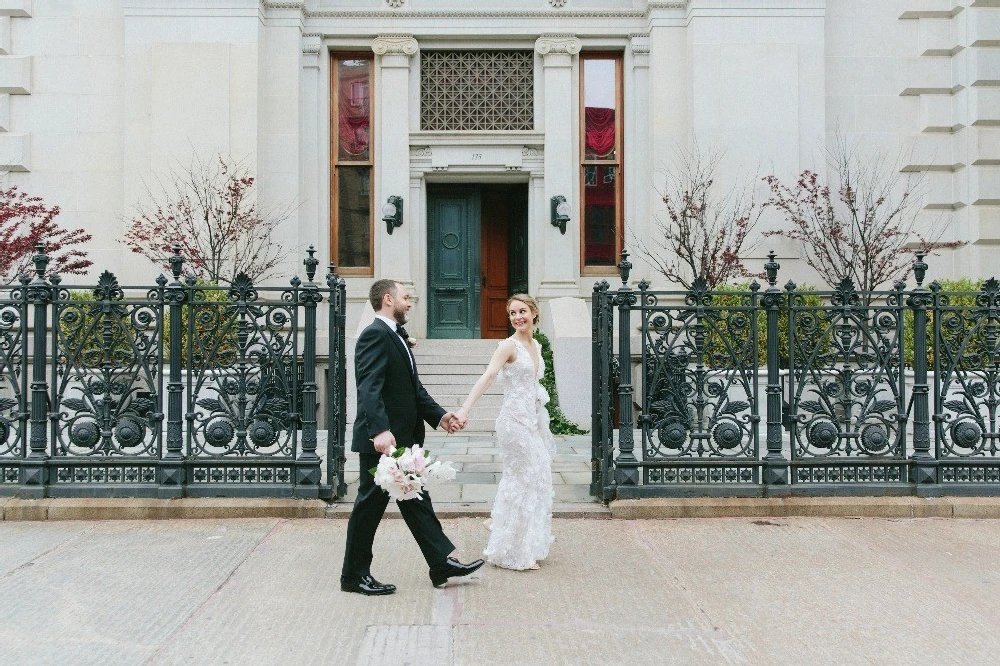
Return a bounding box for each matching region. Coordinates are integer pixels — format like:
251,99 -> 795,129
454,294 -> 555,570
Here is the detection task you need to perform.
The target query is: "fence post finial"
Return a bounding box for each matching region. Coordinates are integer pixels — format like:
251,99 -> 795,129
618,248 -> 631,285
32,243 -> 49,280
168,244 -> 184,280
304,245 -> 318,283
913,252 -> 927,288
765,250 -> 779,288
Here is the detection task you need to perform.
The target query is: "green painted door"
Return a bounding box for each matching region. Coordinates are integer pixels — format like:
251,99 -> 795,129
427,186 -> 481,338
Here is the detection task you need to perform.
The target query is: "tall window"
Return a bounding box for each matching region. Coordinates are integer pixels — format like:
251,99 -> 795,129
580,54 -> 623,272
331,55 -> 373,274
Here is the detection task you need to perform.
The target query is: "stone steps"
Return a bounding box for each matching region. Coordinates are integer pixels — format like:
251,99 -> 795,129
414,339 -> 505,432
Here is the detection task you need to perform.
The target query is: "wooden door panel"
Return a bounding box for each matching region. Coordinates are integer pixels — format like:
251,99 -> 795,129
481,188 -> 510,339
427,187 -> 480,338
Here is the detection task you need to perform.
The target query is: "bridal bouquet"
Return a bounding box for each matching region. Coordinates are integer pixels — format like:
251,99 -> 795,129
370,445 -> 457,501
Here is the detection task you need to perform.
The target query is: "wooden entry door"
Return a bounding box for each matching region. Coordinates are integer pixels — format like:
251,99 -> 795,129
427,186 -> 481,339
481,188 -> 510,339
481,185 -> 529,339
427,184 -> 528,339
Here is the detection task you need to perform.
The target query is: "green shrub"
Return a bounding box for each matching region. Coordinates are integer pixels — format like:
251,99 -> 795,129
58,289 -> 140,369
903,278 -> 983,369
163,281 -> 236,367
533,330 -> 588,435
707,281 -> 824,369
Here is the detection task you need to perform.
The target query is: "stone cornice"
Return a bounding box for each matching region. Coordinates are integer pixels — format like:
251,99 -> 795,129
535,35 -> 582,56
256,1 -> 690,20
372,34 -> 418,56
306,9 -> 648,19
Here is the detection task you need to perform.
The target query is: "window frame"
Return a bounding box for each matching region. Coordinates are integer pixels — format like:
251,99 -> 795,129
579,52 -> 624,276
330,52 -> 375,276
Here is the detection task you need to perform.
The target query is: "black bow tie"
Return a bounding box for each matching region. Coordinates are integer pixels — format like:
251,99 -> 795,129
396,325 -> 410,341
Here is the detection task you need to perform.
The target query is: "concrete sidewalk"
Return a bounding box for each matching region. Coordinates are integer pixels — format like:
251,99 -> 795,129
2,516 -> 999,665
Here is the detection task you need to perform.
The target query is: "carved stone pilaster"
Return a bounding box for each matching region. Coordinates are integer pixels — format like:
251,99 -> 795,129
534,35 -> 581,57
372,34 -> 418,56
301,33 -> 321,68
629,33 -> 650,67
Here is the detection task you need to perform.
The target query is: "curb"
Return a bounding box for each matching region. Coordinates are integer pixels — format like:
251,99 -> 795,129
0,497 -> 328,521
0,497 -> 609,521
12,496 -> 1000,521
325,502 -> 612,520
608,496 -> 1000,519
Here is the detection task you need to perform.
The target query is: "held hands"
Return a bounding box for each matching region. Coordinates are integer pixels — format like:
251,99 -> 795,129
454,407 -> 470,431
440,411 -> 466,434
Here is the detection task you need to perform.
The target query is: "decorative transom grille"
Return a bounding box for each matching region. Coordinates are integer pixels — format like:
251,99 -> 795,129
421,51 -> 534,131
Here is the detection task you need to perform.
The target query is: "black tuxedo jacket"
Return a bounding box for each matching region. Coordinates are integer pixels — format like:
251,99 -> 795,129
351,318 -> 447,455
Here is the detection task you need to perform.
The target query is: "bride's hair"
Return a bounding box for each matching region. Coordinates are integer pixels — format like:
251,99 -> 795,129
507,294 -> 540,325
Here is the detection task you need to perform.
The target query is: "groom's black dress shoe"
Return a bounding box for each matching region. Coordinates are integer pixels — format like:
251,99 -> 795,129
429,557 -> 485,588
341,574 -> 396,596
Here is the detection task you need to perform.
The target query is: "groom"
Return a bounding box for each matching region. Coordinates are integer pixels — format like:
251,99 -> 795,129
341,279 -> 484,596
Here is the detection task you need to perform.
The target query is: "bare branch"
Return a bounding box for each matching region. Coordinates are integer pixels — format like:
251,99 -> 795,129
637,145 -> 764,289
763,134 -> 963,303
121,153 -> 292,284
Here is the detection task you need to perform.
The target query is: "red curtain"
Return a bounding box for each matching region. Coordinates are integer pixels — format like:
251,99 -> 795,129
585,107 -> 616,158
339,97 -> 370,157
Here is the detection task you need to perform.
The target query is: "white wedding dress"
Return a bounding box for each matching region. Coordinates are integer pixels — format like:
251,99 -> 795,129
483,337 -> 556,570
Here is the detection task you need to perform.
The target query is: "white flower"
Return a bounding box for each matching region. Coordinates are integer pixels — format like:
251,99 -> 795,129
426,460 -> 457,483
371,445 -> 456,500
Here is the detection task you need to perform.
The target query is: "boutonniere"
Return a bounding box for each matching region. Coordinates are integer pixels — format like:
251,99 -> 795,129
406,335 -> 418,349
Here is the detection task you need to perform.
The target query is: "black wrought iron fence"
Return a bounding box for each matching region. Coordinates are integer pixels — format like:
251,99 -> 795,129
593,250 -> 1000,499
0,244 -> 348,499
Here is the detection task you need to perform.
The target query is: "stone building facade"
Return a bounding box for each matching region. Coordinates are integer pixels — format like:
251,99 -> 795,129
0,0 -> 997,349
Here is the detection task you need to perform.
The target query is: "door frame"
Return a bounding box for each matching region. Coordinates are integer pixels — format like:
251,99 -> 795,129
424,179 -> 531,339
407,150 -> 543,339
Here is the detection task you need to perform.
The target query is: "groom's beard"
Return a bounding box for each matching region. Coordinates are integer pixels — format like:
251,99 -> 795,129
393,305 -> 409,326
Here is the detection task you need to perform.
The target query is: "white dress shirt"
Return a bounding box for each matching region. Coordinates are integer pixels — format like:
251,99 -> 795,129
375,314 -> 414,371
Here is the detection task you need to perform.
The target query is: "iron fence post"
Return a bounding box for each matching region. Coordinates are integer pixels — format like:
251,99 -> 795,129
17,275 -> 30,462
762,252 -> 788,486
22,244 -> 50,494
908,253 -> 936,485
296,247 -> 322,496
591,281 -> 602,496
159,246 -> 185,496
614,250 -> 639,486
326,264 -> 348,499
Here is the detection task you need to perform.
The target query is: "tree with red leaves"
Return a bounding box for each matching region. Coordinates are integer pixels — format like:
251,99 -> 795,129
763,136 -> 962,302
121,154 -> 289,284
0,186 -> 92,283
637,147 -> 763,289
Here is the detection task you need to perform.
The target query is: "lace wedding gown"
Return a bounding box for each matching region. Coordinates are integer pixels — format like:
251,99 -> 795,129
483,337 -> 556,570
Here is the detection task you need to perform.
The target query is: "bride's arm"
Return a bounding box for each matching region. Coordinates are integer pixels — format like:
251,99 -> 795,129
455,340 -> 516,427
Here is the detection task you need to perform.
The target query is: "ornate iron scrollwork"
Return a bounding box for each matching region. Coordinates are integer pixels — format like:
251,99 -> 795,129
641,282 -> 759,464
55,271 -> 161,457
936,278 -> 1000,462
787,278 -> 905,474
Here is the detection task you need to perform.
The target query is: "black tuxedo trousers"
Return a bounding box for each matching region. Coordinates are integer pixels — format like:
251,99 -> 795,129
341,319 -> 454,579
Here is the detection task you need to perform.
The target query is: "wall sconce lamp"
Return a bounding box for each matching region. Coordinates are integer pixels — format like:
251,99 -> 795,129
382,195 -> 403,234
550,195 -> 570,235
